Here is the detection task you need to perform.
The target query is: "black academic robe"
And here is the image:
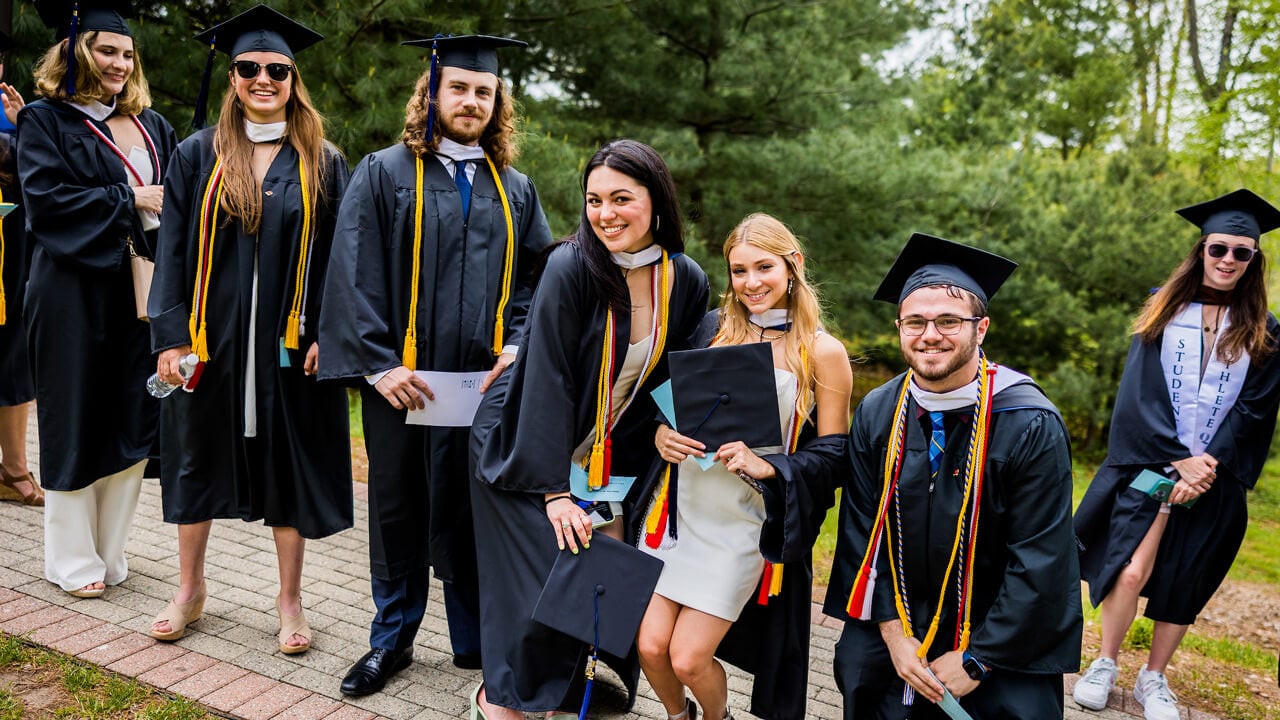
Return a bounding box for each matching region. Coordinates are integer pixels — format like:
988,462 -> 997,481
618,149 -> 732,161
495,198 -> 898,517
1074,318 -> 1280,624
148,129 -> 353,539
823,371 -> 1081,719
18,100 -> 176,492
0,131 -> 33,406
470,241 -> 709,712
317,143 -> 553,580
624,310 -> 847,720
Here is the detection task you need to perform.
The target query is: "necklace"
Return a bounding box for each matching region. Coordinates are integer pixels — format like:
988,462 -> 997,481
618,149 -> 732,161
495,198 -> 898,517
1204,305 -> 1225,334
755,324 -> 788,342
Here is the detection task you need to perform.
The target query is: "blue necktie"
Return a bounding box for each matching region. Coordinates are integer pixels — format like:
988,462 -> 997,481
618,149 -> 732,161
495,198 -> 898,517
928,411 -> 946,479
454,159 -> 472,217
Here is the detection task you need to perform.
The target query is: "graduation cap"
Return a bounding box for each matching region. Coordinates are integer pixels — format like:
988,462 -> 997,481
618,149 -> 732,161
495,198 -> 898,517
873,232 -> 1018,306
667,342 -> 783,451
400,33 -> 528,145
190,4 -> 324,130
34,0 -> 133,96
531,533 -> 663,659
1175,188 -> 1280,241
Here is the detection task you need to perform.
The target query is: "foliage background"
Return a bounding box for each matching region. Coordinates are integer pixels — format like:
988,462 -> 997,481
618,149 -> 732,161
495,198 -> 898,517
7,0 -> 1280,457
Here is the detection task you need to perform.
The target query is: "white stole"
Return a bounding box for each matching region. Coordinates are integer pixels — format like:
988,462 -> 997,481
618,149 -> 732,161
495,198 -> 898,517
1160,303 -> 1249,455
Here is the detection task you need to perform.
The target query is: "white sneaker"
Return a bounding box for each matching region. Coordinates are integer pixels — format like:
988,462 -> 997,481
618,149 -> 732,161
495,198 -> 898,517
1133,664 -> 1181,720
1072,657 -> 1118,710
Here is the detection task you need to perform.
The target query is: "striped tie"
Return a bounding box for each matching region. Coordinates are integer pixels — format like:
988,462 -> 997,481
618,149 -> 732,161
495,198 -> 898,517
929,411 -> 946,479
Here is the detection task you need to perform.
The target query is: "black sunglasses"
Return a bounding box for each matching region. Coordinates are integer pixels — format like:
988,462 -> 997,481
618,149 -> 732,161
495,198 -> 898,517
231,61 -> 293,82
1205,242 -> 1258,262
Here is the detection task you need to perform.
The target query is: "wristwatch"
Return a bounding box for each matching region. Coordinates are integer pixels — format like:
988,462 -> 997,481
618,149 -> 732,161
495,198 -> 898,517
962,650 -> 991,681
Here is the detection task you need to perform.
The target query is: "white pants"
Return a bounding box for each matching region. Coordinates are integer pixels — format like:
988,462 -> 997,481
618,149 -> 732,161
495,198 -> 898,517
44,460 -> 145,591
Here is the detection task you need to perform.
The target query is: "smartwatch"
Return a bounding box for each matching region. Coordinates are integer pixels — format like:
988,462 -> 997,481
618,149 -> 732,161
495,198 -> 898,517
962,650 -> 991,681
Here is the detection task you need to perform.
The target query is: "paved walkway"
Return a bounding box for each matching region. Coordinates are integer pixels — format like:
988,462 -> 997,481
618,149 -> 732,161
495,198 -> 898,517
0,421 -> 1185,719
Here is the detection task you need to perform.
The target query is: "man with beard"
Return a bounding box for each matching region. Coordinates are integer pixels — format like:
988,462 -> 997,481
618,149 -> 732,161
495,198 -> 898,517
320,34 -> 553,695
822,234 -> 1081,719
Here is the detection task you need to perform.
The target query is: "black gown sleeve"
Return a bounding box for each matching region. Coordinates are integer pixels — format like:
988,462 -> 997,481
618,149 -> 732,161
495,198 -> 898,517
759,432 -> 846,564
503,178 -> 554,351
149,140 -> 200,352
16,102 -> 138,271
304,146 -> 351,349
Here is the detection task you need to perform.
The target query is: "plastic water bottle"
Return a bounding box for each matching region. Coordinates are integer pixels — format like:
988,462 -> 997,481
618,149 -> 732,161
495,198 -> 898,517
146,353 -> 200,398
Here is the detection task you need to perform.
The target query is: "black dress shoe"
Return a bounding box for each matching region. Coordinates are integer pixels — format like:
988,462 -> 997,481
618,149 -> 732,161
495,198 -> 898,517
451,652 -> 482,670
340,647 -> 413,696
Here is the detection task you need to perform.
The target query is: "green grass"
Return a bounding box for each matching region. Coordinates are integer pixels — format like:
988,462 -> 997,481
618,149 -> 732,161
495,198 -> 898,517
0,688 -> 22,720
348,388 -> 364,440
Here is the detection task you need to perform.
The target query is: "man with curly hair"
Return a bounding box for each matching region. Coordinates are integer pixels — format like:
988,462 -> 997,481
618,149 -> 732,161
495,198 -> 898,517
320,34 -> 553,696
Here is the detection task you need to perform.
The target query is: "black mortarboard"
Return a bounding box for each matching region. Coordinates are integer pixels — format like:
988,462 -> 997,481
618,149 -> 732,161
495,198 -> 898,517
873,233 -> 1018,306
667,343 -> 783,451
35,0 -> 131,39
531,534 -> 663,659
1175,188 -> 1280,241
190,5 -> 323,130
401,34 -> 527,75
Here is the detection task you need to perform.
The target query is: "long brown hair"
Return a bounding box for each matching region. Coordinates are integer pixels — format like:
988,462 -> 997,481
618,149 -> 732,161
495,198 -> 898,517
1133,236 -> 1273,362
212,64 -> 328,234
400,67 -> 518,168
714,213 -> 823,417
32,31 -> 152,115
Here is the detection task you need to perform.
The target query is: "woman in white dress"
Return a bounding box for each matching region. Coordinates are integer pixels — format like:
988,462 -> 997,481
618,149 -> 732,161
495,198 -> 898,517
636,213 -> 852,720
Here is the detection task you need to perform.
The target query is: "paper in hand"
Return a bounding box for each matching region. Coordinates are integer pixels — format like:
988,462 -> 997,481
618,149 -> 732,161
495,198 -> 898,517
924,668 -> 975,720
404,370 -> 488,427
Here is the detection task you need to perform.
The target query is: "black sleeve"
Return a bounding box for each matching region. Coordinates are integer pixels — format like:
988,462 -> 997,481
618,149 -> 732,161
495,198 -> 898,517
148,141 -> 198,351
503,177 -> 554,351
758,432 -> 846,564
303,146 -> 352,349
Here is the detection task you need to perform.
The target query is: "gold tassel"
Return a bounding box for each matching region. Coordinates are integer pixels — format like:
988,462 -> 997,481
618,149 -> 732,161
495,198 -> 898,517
0,291 -> 7,326
284,311 -> 301,350
402,331 -> 417,371
192,324 -> 210,362
587,443 -> 605,491
769,563 -> 784,595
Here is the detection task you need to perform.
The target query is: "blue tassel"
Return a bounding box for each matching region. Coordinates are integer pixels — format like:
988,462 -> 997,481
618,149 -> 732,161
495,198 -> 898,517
577,589 -> 601,720
424,35 -> 443,144
64,2 -> 81,97
191,36 -> 217,130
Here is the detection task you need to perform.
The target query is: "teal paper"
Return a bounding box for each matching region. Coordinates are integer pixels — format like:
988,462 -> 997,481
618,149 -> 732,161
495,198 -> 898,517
568,461 -> 634,502
652,379 -> 718,470
0,203 -> 16,218
926,669 -> 975,720
278,338 -> 292,368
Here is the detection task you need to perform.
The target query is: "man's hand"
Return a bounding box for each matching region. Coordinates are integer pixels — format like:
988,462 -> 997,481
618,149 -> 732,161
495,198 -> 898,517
375,366 -> 433,410
303,342 -> 319,376
880,620 -> 944,704
479,352 -> 515,393
156,345 -> 194,385
929,650 -> 980,699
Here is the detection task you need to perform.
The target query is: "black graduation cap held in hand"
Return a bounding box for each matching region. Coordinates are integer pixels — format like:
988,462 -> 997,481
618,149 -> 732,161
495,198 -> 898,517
1175,188 -> 1280,241
531,534 -> 663,658
667,342 -> 783,451
190,4 -> 324,130
873,232 -> 1018,306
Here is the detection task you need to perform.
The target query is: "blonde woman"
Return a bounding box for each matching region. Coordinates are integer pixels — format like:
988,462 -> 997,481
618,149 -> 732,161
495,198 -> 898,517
636,213 -> 852,720
147,5 -> 351,653
19,0 -> 176,598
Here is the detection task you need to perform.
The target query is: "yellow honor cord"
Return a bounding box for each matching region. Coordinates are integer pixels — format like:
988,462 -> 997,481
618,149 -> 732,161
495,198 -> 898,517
190,158 -> 225,362
283,157 -> 313,350
485,154 -> 516,356
0,185 -> 7,325
644,463 -> 671,535
587,310 -> 615,491
403,155 -> 426,370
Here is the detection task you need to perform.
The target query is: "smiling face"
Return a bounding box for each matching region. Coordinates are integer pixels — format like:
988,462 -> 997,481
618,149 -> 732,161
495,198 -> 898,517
729,242 -> 792,314
89,32 -> 134,97
585,165 -> 655,254
231,51 -> 292,124
898,286 -> 989,392
1200,232 -> 1258,292
436,66 -> 496,146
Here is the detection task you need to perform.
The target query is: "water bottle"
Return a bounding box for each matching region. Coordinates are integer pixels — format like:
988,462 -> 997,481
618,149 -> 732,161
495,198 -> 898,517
146,353 -> 200,398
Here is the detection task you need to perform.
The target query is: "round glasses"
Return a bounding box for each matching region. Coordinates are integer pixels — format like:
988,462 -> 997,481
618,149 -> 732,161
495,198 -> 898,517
1205,242 -> 1258,262
231,61 -> 293,83
896,315 -> 983,336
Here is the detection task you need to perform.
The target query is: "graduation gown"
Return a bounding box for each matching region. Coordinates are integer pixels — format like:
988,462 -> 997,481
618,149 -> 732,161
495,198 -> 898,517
823,371 -> 1081,718
470,241 -> 709,712
625,310 -> 847,720
1074,318 -> 1280,623
17,100 -> 176,491
148,129 -> 353,539
317,143 -> 553,580
0,131 -> 33,406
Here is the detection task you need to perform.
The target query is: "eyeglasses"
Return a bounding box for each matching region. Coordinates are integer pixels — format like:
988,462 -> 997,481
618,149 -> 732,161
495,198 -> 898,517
231,61 -> 293,82
896,315 -> 983,336
1205,242 -> 1258,262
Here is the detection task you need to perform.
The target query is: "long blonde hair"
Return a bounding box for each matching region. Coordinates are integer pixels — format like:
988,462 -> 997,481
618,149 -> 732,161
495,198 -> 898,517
400,66 -> 519,168
212,65 -> 328,234
715,213 -> 823,417
33,31 -> 153,115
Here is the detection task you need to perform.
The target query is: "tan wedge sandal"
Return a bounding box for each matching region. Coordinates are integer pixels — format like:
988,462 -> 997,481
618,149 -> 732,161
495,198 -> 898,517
0,471 -> 44,507
151,581 -> 206,641
277,599 -> 312,655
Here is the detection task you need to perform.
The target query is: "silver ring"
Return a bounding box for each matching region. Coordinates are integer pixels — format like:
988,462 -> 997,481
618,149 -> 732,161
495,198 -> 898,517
560,521 -> 570,529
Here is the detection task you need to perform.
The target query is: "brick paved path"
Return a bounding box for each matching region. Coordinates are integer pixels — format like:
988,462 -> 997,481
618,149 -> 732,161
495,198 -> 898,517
0,419 -> 1177,719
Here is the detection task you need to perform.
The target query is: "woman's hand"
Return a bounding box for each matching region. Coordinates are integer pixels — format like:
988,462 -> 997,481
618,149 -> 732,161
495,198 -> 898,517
1168,478 -> 1204,506
656,424 -> 705,464
156,345 -> 193,385
544,494 -> 592,554
0,83 -> 25,127
1170,455 -> 1217,491
132,184 -> 164,215
715,441 -> 775,480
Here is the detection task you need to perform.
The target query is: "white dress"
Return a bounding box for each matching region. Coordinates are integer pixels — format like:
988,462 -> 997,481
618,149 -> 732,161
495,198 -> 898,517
640,368 -> 798,621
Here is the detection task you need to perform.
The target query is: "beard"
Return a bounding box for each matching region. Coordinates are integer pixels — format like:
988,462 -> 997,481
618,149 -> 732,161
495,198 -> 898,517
902,327 -> 980,385
439,108 -> 488,145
